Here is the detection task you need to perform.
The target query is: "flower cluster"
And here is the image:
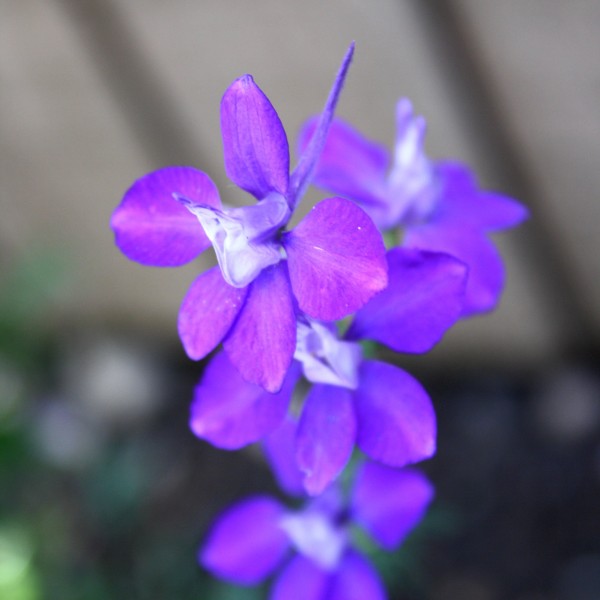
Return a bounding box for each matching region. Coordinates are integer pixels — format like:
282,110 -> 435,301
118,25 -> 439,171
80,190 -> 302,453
201,419 -> 434,600
111,43 -> 527,598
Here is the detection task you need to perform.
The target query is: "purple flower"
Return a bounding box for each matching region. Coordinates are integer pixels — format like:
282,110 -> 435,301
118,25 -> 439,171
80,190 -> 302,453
200,421 -> 434,600
298,98 -> 529,315
110,44 -> 388,393
190,246 -> 468,494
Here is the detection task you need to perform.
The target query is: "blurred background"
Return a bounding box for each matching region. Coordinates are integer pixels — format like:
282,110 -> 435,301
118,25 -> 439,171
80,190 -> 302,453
1,1 -> 599,599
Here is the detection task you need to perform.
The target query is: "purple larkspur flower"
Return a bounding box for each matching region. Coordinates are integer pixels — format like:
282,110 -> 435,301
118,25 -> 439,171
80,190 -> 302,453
298,98 -> 529,315
200,421 -> 434,600
110,44 -> 388,393
190,246 -> 468,494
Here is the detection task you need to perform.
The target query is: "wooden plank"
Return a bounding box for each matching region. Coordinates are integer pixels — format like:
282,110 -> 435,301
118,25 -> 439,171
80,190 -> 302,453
454,0 -> 600,340
0,1 -> 202,330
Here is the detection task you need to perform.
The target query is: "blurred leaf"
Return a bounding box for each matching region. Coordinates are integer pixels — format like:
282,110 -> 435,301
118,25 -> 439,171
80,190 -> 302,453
0,247 -> 70,369
0,523 -> 41,600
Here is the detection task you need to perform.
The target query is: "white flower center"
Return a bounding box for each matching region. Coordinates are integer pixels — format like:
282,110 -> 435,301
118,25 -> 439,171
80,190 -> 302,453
294,319 -> 362,389
177,192 -> 290,287
279,510 -> 347,570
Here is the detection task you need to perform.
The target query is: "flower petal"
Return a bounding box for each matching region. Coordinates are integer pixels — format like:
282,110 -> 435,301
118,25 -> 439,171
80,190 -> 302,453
296,384 -> 357,496
200,496 -> 289,585
190,351 -> 298,449
111,167 -> 220,266
284,197 -> 388,321
290,43 -> 355,205
178,266 -> 247,361
328,551 -> 386,600
433,162 -> 529,231
347,248 -> 467,353
404,224 -> 505,315
263,416 -> 306,497
223,263 -> 296,393
354,360 -> 436,467
351,464 -> 434,549
220,75 -> 289,199
297,117 -> 389,209
271,556 -> 330,600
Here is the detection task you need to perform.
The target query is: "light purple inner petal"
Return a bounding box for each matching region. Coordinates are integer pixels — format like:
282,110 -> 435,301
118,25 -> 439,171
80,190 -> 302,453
280,509 -> 347,570
177,191 -> 289,287
220,75 -> 290,200
189,351 -> 298,449
351,463 -> 434,549
296,384 -> 357,496
354,360 -> 436,467
347,248 -> 467,353
200,495 -> 289,585
384,98 -> 438,229
295,319 -> 362,389
223,263 -> 296,393
271,555 -> 330,600
177,266 -> 247,361
284,197 -> 388,322
111,166 -> 220,266
328,551 -> 386,600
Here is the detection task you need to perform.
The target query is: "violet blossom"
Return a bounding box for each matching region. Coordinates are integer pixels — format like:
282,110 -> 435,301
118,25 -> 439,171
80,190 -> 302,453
110,44 -> 388,393
190,246 -> 468,494
200,419 -> 434,600
298,98 -> 529,315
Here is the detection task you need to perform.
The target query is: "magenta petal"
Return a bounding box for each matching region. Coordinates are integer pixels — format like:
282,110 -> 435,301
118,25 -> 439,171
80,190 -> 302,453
271,556 -> 330,600
296,384 -> 357,496
347,248 -> 467,353
354,361 -> 436,467
284,197 -> 388,321
200,496 -> 289,585
178,266 -> 247,361
190,352 -> 298,449
351,464 -> 434,549
328,551 -> 386,600
220,75 -> 289,199
433,162 -> 529,230
404,224 -> 505,315
111,166 -> 220,266
263,416 -> 305,497
223,264 -> 296,393
297,117 -> 390,209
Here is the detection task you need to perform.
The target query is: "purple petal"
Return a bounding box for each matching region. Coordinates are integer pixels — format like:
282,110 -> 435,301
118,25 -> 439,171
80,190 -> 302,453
220,75 -> 289,199
347,248 -> 467,353
404,224 -> 505,315
432,162 -> 529,230
296,384 -> 357,496
290,43 -> 355,205
200,496 -> 289,585
284,197 -> 388,321
271,556 -> 330,600
351,464 -> 434,549
223,263 -> 296,393
190,351 -> 298,450
111,166 -> 220,266
178,266 -> 247,361
328,551 -> 386,600
263,416 -> 306,497
297,117 -> 389,210
354,360 -> 436,467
